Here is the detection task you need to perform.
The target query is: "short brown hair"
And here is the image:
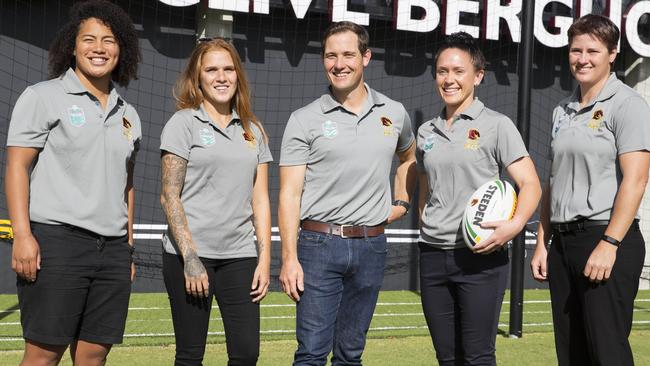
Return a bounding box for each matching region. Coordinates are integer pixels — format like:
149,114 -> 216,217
568,14 -> 619,52
321,21 -> 369,55
174,38 -> 266,141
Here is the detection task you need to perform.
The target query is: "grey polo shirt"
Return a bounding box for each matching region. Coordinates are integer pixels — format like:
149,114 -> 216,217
280,85 -> 414,226
416,99 -> 528,249
7,68 -> 141,237
549,73 -> 650,223
160,105 -> 273,259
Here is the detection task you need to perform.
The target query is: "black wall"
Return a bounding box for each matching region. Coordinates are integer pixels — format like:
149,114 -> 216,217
3,0 -> 639,293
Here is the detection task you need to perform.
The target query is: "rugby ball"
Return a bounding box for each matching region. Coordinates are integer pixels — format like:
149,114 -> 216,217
461,180 -> 517,249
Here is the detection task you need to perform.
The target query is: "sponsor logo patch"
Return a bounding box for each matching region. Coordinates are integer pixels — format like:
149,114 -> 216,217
68,105 -> 86,127
243,131 -> 256,149
587,109 -> 604,130
322,120 -> 338,139
122,117 -> 133,143
200,127 -> 216,146
464,128 -> 480,150
381,116 -> 394,136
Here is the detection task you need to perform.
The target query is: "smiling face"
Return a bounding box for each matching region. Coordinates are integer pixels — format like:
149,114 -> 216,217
435,47 -> 484,117
199,49 -> 238,111
323,31 -> 370,96
74,17 -> 119,86
568,33 -> 616,88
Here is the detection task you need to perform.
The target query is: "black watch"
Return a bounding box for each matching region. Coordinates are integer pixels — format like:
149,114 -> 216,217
393,200 -> 411,214
601,234 -> 621,247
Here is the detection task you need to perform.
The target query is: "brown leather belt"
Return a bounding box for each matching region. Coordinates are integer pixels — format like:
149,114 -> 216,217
301,220 -> 385,238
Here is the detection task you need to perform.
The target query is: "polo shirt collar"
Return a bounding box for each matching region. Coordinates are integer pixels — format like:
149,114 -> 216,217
435,98 -> 484,124
60,67 -> 121,105
193,103 -> 241,126
564,73 -> 621,112
319,83 -> 386,113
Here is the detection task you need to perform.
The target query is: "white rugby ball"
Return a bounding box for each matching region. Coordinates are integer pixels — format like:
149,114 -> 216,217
461,179 -> 517,249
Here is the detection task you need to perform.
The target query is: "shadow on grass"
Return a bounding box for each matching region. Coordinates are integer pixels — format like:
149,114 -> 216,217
0,303 -> 19,322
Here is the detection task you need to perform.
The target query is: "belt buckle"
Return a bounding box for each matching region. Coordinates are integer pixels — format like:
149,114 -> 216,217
339,224 -> 352,238
556,223 -> 569,233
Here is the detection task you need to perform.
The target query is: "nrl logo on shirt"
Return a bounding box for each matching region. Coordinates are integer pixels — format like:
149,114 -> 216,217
200,127 -> 216,146
68,105 -> 86,127
423,134 -> 435,152
322,120 -> 338,139
464,128 -> 481,150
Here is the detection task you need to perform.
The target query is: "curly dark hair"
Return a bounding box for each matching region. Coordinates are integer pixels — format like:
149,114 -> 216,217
48,0 -> 140,87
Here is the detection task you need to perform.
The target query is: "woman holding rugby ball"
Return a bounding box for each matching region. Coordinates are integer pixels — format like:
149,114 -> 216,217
416,32 -> 541,365
530,14 -> 650,365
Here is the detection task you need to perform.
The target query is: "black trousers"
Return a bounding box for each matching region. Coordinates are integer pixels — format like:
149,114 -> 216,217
163,253 -> 260,366
548,224 -> 645,366
419,244 -> 509,366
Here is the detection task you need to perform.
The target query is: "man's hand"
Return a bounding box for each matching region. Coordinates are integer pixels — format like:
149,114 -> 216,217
279,257 -> 304,302
386,205 -> 407,224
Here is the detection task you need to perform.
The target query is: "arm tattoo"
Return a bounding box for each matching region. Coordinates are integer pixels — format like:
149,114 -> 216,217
161,153 -> 205,276
253,213 -> 267,255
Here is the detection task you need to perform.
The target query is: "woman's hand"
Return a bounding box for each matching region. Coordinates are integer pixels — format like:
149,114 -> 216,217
530,244 -> 548,281
473,219 -> 524,254
11,233 -> 40,282
183,251 -> 209,298
583,241 -> 617,282
250,261 -> 270,303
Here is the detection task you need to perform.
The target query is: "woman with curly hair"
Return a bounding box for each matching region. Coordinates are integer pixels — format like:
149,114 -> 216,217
159,38 -> 272,365
5,0 -> 141,364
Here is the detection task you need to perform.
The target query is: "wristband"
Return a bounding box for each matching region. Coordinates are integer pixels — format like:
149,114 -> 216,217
393,200 -> 411,214
601,234 -> 621,247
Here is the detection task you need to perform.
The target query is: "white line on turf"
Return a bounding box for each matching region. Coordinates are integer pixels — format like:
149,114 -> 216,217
3,309 -> 650,326
1,299 -> 649,314
3,321 -> 650,341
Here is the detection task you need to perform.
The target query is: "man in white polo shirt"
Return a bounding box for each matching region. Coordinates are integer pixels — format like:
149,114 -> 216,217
278,21 -> 416,365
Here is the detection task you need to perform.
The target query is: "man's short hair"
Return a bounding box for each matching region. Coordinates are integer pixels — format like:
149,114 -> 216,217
321,21 -> 369,55
568,14 -> 619,52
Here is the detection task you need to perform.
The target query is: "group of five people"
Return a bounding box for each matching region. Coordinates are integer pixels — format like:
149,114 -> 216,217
5,1 -> 649,365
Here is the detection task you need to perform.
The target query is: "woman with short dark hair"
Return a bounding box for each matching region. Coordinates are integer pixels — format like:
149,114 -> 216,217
417,32 -> 541,365
531,14 -> 650,365
5,0 -> 141,364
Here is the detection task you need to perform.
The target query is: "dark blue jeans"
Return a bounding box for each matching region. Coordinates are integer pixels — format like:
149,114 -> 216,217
293,229 -> 388,366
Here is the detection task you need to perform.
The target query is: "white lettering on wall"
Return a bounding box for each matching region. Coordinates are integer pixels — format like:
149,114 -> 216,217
534,0 -> 573,47
156,0 -> 650,57
445,0 -> 480,37
626,1 -> 650,57
395,0 -> 441,32
484,0 -> 522,42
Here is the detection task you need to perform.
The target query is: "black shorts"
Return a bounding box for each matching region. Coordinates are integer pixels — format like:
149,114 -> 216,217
17,222 -> 132,345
